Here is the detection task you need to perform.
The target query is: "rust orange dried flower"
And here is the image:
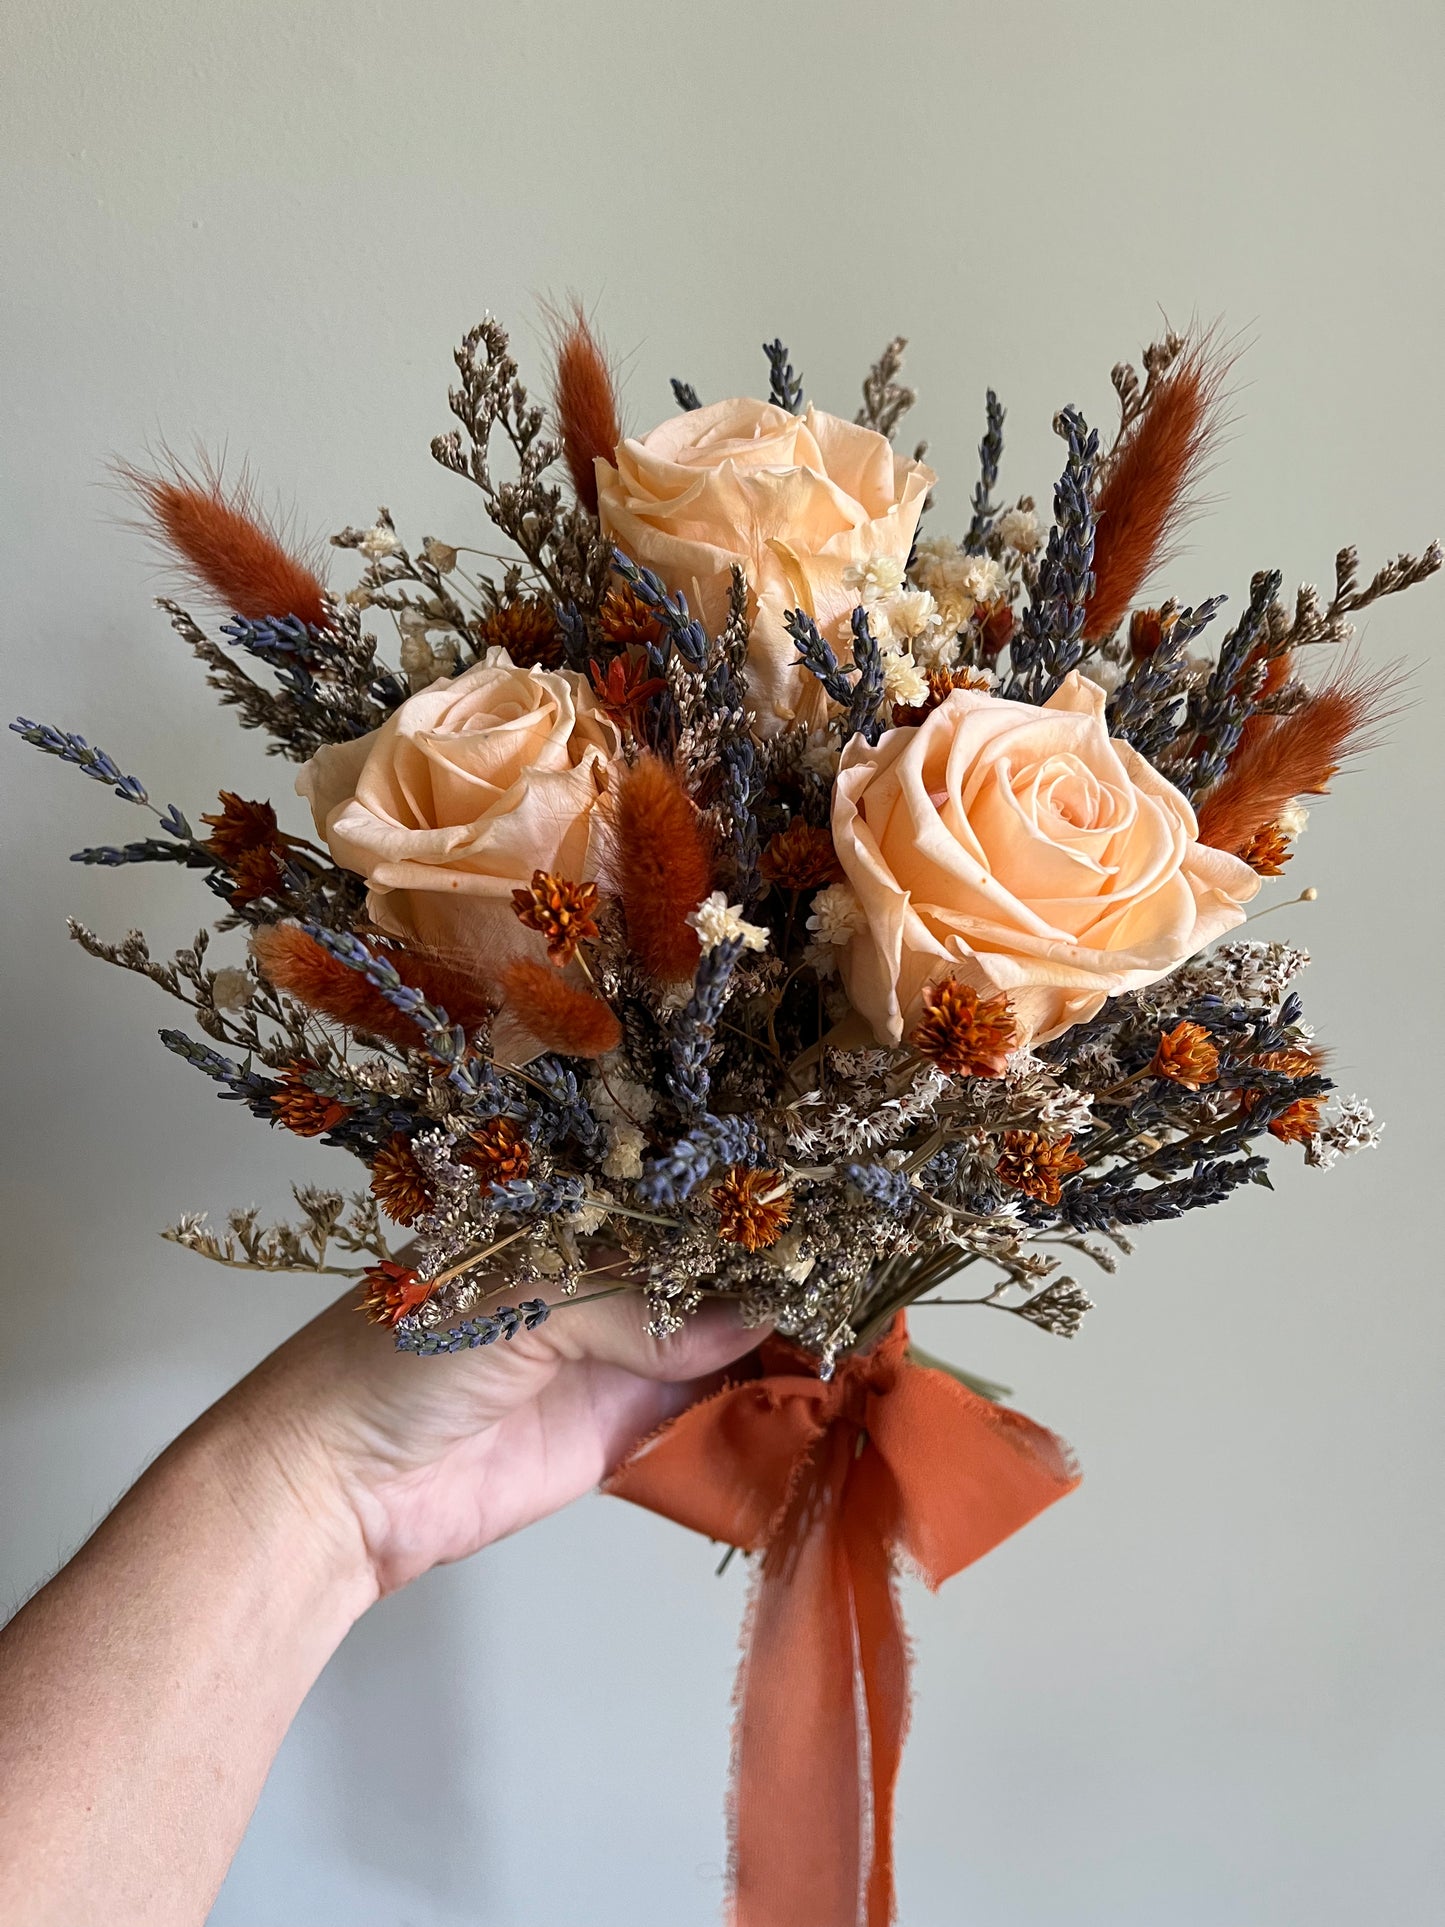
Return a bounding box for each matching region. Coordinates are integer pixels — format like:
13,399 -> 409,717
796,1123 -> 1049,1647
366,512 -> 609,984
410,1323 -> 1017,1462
599,584 -> 665,651
1238,822 -> 1294,877
712,1166 -> 792,1250
272,1060 -> 347,1138
1254,1048 -> 1320,1080
892,666 -> 993,729
759,820 -> 843,892
461,1116 -> 533,1186
1269,1097 -> 1326,1145
359,1260 -> 434,1327
587,648 -> 668,726
369,1134 -> 430,1225
1150,1020 -> 1220,1090
511,869 -> 602,965
201,791 -> 281,866
995,1131 -> 1086,1206
910,978 -> 1017,1077
476,596 -> 565,670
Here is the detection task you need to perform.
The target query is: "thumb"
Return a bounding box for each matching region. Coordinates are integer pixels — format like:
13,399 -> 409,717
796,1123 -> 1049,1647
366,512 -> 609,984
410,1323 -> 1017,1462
539,1287 -> 765,1383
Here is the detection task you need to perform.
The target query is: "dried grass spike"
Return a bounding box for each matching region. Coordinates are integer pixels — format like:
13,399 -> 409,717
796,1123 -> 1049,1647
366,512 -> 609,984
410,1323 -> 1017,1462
1195,659 -> 1398,856
549,301 -> 622,516
251,924 -> 493,1053
1084,332 -> 1233,639
500,958 -> 622,1058
612,756 -> 712,981
119,453 -> 329,627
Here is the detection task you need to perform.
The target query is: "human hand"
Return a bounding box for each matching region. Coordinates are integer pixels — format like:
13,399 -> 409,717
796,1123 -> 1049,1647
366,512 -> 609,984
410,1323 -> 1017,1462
219,1279 -> 764,1600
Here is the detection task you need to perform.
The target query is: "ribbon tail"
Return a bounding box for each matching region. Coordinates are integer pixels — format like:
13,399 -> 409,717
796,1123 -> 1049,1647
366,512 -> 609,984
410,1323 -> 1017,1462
846,1447 -> 910,1927
731,1427 -> 863,1927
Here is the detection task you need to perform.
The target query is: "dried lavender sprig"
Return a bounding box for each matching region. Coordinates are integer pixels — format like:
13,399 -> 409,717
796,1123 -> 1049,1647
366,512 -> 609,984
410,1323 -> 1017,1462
637,1111 -> 767,1207
299,923 -> 468,1075
528,1056 -> 604,1155
395,1295 -> 551,1355
668,937 -> 745,1116
158,1027 -> 278,1116
963,389 -> 1006,553
1175,569 -> 1282,798
784,610 -> 854,708
610,551 -> 709,669
670,379 -> 702,412
486,1175 -> 586,1216
1004,407 -> 1099,703
11,719 -> 195,844
70,838 -> 219,869
784,608 -> 888,745
847,607 -> 887,745
1106,598 -> 1227,758
1061,1154 -> 1268,1231
763,339 -> 804,414
842,1163 -> 915,1214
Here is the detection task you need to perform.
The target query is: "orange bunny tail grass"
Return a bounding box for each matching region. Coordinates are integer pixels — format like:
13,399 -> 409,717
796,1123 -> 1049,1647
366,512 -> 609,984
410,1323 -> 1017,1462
500,958 -> 622,1058
548,301 -> 622,516
612,755 -> 712,982
1195,659 -> 1400,856
118,453 -> 330,627
1084,332 -> 1233,640
250,924 -> 493,1052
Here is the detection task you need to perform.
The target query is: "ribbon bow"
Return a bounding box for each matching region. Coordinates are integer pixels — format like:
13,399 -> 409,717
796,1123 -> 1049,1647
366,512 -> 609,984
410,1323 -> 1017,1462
605,1316 -> 1078,1927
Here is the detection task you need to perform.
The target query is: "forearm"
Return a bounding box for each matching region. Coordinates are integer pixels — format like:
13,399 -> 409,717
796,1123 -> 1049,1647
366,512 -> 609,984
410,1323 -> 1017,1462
0,1384 -> 376,1927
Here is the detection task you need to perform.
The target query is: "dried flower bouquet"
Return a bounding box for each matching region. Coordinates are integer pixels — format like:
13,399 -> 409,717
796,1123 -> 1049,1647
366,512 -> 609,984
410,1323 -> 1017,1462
15,309 -> 1437,1927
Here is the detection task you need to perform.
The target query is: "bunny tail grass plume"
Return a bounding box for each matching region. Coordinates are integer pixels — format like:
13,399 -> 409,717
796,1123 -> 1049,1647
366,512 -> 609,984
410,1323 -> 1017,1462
1084,332 -> 1232,640
612,755 -> 712,982
251,924 -> 493,1049
1195,658 -> 1400,856
500,958 -> 622,1057
118,452 -> 330,628
548,301 -> 622,516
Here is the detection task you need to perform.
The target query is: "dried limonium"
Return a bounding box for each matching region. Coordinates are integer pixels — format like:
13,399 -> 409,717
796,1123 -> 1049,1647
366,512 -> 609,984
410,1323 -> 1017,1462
14,305 -> 1437,1378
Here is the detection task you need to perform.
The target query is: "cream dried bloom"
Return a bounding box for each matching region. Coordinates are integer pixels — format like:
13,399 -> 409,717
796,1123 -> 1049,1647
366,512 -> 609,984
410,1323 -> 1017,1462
842,554 -> 906,603
994,507 -> 1042,554
880,648 -> 929,707
210,966 -> 254,1011
687,890 -> 770,954
359,523 -> 400,559
807,881 -> 867,949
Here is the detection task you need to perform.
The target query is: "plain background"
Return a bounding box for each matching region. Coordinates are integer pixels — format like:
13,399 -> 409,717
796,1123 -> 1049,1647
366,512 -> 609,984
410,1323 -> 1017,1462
3,2 -> 1442,1922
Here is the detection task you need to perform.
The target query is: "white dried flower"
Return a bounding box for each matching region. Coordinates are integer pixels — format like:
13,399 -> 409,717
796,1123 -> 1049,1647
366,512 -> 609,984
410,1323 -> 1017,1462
959,554 -> 1009,605
881,588 -> 940,642
994,506 -> 1042,555
210,967 -> 253,1011
359,523 -> 400,560
800,733 -> 841,781
843,554 -> 906,603
399,631 -> 459,692
589,1062 -> 656,1127
1086,656 -> 1126,696
1277,800 -> 1310,839
564,1196 -> 612,1237
602,1119 -> 648,1182
421,536 -> 458,573
880,647 -> 929,707
1305,1096 -> 1382,1170
807,882 -> 866,949
687,890 -> 769,954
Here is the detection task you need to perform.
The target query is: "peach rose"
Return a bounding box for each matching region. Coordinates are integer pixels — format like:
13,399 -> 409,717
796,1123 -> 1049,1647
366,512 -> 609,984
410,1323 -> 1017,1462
296,650 -> 620,1045
831,673 -> 1261,1047
595,398 -> 934,733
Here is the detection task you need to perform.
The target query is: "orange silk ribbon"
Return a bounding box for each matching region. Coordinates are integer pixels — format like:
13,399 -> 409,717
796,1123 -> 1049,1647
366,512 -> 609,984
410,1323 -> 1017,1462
604,1315 -> 1079,1927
